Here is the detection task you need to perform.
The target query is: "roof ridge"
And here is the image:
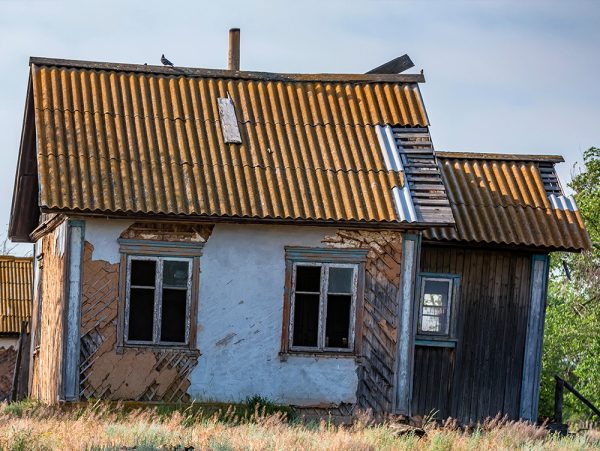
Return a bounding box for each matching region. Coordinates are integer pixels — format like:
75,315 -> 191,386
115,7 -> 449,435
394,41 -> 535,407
30,57 -> 426,84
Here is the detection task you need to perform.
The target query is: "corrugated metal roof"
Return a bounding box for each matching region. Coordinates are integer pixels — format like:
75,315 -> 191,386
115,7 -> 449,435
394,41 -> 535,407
0,256 -> 32,334
26,58 -> 444,227
424,152 -> 592,251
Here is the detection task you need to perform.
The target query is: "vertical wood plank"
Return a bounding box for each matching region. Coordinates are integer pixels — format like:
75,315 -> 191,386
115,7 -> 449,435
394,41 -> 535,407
394,233 -> 421,415
520,254 -> 549,421
62,219 -> 85,401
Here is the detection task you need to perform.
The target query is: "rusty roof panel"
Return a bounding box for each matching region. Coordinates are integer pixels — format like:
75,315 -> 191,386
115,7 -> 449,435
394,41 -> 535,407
29,61 -> 440,225
0,257 -> 32,334
424,154 -> 592,251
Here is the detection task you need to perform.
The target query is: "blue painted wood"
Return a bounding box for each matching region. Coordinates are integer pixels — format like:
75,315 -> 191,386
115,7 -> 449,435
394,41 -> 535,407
284,246 -> 369,262
519,254 -> 550,421
415,339 -> 457,348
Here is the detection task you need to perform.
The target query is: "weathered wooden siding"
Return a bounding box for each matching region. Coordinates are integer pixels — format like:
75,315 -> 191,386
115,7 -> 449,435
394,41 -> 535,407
323,230 -> 403,413
0,346 -> 17,401
413,245 -> 533,423
79,222 -> 211,402
412,346 -> 454,420
30,223 -> 67,403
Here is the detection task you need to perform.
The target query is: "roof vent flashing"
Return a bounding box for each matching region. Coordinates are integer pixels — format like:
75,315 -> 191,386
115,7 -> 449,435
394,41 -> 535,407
217,96 -> 242,144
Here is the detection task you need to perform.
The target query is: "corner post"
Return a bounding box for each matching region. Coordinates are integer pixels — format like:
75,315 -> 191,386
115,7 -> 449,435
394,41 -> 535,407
394,233 -> 421,415
519,254 -> 550,421
62,219 -> 85,401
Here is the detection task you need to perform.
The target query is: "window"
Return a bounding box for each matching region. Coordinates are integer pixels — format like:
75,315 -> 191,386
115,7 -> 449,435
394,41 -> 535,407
283,247 -> 367,354
118,238 -> 203,350
125,257 -> 192,345
417,275 -> 458,337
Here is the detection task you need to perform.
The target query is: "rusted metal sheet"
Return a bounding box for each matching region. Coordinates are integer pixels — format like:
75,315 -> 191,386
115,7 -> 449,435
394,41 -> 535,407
0,257 -> 32,334
28,58 -> 440,226
424,153 -> 592,251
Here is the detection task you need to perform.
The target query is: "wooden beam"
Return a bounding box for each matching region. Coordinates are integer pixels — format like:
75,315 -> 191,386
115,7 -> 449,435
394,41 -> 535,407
394,233 -> 421,415
61,219 -> 85,401
366,55 -> 415,74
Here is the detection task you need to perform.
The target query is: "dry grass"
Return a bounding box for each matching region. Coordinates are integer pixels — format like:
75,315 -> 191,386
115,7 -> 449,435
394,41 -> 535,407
0,400 -> 599,450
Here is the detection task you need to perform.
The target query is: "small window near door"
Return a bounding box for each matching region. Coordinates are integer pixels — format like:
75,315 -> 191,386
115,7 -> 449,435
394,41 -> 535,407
417,276 -> 457,337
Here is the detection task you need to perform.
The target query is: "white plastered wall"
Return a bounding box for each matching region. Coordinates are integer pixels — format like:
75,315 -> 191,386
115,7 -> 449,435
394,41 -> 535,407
83,220 -> 359,406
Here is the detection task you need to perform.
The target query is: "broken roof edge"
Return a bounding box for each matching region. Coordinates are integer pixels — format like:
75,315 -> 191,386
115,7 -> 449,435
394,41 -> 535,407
436,151 -> 564,163
29,57 -> 426,84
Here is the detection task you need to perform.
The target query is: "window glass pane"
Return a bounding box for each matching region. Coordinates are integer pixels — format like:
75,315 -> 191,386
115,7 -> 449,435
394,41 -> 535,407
328,267 -> 353,293
295,266 -> 321,292
128,288 -> 154,341
419,279 -> 451,334
131,260 -> 156,286
160,288 -> 187,343
325,294 -> 351,348
421,315 -> 441,333
163,260 -> 189,287
292,293 -> 319,347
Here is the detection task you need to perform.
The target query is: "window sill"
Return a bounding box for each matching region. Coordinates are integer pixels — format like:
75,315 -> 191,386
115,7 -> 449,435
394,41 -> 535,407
279,351 -> 358,361
415,338 -> 457,348
117,345 -> 201,356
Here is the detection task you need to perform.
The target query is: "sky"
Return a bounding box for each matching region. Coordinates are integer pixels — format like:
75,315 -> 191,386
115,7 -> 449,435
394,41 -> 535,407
1,0 -> 599,256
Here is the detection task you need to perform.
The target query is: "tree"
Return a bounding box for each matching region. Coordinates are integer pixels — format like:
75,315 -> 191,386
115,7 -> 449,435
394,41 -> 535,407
539,147 -> 600,421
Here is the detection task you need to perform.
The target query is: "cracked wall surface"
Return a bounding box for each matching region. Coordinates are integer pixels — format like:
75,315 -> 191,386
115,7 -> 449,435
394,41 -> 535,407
323,230 -> 403,414
79,220 -> 404,410
79,221 -> 210,402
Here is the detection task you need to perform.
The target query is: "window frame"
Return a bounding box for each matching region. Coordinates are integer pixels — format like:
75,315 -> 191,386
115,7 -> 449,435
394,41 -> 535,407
124,255 -> 193,346
117,239 -> 203,352
415,273 -> 460,341
281,247 -> 368,356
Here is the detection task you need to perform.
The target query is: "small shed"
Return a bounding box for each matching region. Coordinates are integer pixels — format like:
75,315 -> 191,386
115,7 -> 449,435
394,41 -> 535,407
0,256 -> 33,401
413,152 -> 590,423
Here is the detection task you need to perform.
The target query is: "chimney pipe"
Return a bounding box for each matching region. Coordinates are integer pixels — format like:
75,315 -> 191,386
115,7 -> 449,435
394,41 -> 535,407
228,28 -> 240,71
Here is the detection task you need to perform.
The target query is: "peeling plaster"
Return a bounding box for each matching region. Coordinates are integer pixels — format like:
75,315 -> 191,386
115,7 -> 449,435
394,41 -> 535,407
84,219 -> 134,264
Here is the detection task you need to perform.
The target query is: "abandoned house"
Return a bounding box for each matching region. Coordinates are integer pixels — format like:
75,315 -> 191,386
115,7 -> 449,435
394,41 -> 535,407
8,33 -> 591,423
0,256 -> 32,401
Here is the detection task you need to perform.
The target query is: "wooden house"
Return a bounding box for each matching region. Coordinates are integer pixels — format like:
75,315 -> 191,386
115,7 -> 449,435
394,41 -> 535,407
8,40 -> 591,422
0,256 -> 32,401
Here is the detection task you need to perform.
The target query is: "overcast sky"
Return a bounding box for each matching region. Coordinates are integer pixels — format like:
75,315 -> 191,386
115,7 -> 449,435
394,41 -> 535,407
1,0 -> 599,256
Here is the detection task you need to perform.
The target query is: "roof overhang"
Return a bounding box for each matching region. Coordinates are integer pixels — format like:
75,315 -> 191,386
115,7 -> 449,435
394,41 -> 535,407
9,75 -> 40,243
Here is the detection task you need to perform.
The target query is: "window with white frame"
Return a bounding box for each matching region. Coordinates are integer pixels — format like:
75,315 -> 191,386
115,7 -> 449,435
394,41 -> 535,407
125,256 -> 193,345
289,262 -> 359,352
417,275 -> 457,337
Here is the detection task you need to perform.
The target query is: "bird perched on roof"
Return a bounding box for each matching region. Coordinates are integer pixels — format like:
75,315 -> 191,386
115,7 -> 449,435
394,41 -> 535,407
161,54 -> 174,67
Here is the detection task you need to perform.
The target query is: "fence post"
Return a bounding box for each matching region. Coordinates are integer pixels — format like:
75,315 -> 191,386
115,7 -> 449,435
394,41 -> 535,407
554,375 -> 564,423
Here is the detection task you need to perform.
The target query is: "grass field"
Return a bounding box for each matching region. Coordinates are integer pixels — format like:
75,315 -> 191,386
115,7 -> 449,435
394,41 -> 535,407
1,400 -> 599,450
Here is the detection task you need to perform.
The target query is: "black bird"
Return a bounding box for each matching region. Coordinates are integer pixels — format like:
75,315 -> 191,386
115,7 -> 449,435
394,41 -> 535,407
161,54 -> 174,67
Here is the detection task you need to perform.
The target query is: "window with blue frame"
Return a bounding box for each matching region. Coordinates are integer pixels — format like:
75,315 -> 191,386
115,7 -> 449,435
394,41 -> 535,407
417,274 -> 459,338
